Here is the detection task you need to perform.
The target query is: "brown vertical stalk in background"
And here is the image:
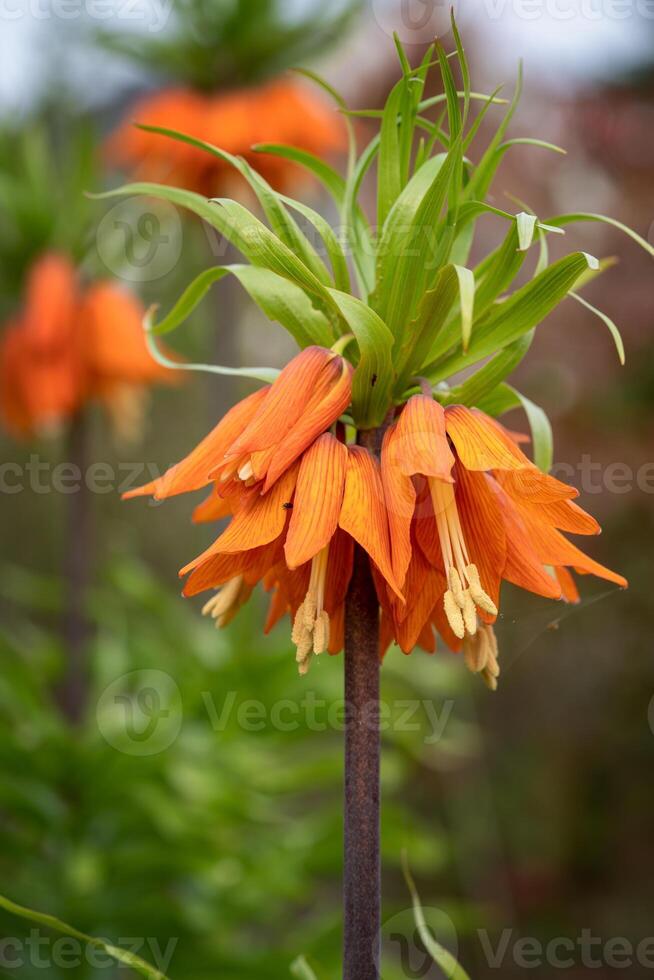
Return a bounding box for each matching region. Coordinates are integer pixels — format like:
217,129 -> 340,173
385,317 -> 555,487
56,411 -> 92,725
343,426 -> 383,980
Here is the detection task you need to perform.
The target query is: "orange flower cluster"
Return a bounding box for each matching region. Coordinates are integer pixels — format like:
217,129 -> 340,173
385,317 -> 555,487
107,79 -> 346,197
0,253 -> 171,440
126,346 -> 626,683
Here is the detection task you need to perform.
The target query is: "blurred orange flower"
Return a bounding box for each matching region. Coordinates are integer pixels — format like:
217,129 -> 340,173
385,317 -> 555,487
106,79 -> 346,196
0,252 -> 172,440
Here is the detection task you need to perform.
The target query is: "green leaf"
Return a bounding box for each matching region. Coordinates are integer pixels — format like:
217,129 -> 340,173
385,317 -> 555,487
373,137 -> 462,340
466,62 -> 523,201
254,142 -> 375,295
428,251 -> 597,380
135,123 -> 332,286
252,143 -> 345,201
403,859 -> 471,980
569,291 -> 625,364
150,263 -> 333,349
0,892 -> 170,980
279,194 -> 351,293
326,290 -> 394,428
290,955 -> 320,980
394,262 -> 473,392
545,211 -> 654,257
444,333 -> 533,406
93,184 -> 337,323
477,384 -> 553,472
516,211 -> 537,251
377,77 -> 406,229
146,317 -> 279,385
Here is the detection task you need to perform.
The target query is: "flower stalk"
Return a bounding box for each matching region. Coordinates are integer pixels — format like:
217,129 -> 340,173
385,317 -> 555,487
343,426 -> 383,980
56,411 -> 92,724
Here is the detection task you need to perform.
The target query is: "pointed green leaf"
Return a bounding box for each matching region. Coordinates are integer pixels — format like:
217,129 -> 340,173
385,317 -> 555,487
150,264 -> 332,349
427,251 -> 597,380
326,289 -> 394,428
569,291 -> 625,364
545,211 -> 654,257
0,893 -> 170,980
444,333 -> 533,406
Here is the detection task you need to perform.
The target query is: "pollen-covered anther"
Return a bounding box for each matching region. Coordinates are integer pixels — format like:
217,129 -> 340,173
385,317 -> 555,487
291,546 -> 331,673
465,563 -> 498,617
443,589 -> 465,639
201,575 -> 251,629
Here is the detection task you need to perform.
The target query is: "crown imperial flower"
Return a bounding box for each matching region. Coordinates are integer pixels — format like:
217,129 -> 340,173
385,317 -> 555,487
116,17 -> 650,686
0,253 -> 172,440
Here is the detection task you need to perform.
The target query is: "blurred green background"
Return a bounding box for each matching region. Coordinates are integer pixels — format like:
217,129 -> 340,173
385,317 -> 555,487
1,2 -> 653,977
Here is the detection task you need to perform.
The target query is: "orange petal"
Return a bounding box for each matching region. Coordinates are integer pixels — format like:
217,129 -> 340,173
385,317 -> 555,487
417,622 -> 437,654
227,347 -> 345,456
515,497 -> 600,536
22,253 -> 77,354
394,396 -> 455,480
182,539 -> 281,597
492,479 -> 563,600
192,486 -> 234,524
327,603 -> 345,656
339,446 -> 403,599
393,550 -> 443,653
455,466 -> 506,617
556,566 -> 580,604
445,405 -> 531,471
123,386 -> 268,499
180,462 -> 297,571
381,423 -> 416,590
79,282 -> 174,386
284,433 -> 348,568
261,357 -> 352,491
495,468 -> 579,503
518,511 -> 627,589
324,528 -> 354,614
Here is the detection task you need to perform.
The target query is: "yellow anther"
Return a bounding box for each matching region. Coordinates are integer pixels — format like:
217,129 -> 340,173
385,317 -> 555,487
462,592 -> 478,635
444,590 -> 465,639
463,631 -> 488,673
447,567 -> 466,608
465,563 -> 498,617
313,610 -> 330,655
201,576 -> 249,629
292,547 -> 331,672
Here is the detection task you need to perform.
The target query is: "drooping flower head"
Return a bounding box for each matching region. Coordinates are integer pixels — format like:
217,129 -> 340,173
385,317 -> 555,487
107,80 -> 346,198
119,18 -> 651,686
0,252 -> 172,440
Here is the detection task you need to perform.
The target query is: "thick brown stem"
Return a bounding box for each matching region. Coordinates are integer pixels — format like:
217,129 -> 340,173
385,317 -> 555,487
56,412 -> 92,725
343,426 -> 383,980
